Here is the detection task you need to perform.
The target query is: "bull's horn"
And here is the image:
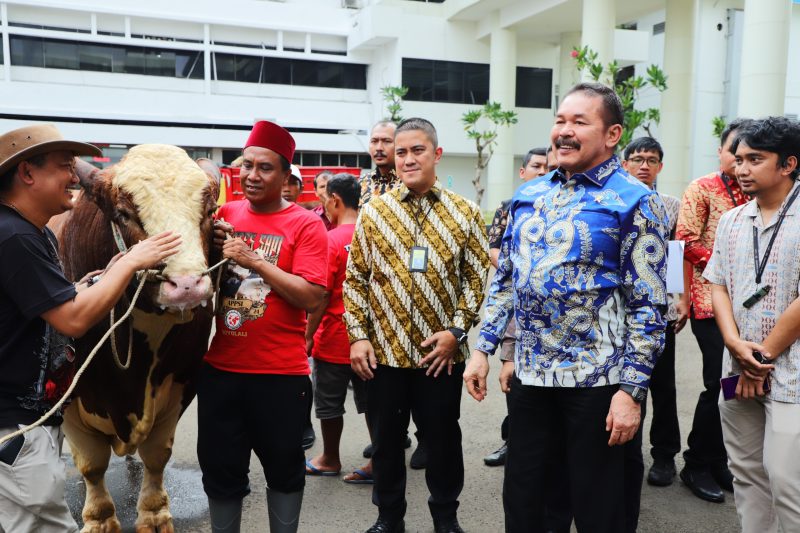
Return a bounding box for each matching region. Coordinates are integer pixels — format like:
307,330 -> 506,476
75,157 -> 102,196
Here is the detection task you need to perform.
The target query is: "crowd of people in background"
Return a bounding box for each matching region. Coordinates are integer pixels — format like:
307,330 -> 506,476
1,79 -> 800,533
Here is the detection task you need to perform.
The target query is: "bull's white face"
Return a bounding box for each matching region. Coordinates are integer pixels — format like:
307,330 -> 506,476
111,144 -> 217,312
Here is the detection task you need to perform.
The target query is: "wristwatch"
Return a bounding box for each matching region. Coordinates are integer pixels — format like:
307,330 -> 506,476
619,384 -> 647,403
448,327 -> 468,345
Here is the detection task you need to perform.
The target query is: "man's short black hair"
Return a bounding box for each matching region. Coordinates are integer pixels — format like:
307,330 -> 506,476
0,153 -> 48,192
314,170 -> 334,188
396,117 -> 438,149
564,82 -> 624,129
720,117 -> 754,147
326,173 -> 360,210
730,117 -> 800,180
522,147 -> 547,167
624,137 -> 664,162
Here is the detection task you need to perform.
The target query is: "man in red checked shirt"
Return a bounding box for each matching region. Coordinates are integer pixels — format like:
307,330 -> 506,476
675,118 -> 751,504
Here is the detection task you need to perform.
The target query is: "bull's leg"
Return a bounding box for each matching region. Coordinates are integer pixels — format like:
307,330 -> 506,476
62,403 -> 122,533
133,389 -> 183,533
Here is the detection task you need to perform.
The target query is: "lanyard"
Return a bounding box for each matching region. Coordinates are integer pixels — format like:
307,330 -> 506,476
720,174 -> 739,207
410,195 -> 436,244
752,186 -> 800,284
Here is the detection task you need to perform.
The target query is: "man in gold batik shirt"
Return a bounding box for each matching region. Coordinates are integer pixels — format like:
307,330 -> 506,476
343,117 -> 488,533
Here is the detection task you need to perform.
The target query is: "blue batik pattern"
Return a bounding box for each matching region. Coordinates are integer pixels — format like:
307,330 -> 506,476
476,156 -> 668,388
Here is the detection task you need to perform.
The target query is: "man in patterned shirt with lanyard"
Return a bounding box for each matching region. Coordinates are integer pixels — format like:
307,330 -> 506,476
464,83 -> 668,533
705,116 -> 800,532
345,117 -> 489,533
359,121 -> 401,207
675,118 -> 752,503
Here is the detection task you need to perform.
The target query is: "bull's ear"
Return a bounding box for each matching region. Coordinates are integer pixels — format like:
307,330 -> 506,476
74,158 -> 103,199
196,158 -> 221,203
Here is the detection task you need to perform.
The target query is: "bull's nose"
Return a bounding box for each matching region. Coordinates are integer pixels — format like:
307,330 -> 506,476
159,275 -> 213,308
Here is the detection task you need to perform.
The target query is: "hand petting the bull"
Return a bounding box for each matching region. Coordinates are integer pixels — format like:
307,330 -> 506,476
120,231 -> 182,271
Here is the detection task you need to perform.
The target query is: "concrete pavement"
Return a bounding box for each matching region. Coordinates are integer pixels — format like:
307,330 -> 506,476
65,327 -> 741,532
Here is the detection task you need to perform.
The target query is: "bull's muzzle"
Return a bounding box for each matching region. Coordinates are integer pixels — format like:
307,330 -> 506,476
157,274 -> 213,310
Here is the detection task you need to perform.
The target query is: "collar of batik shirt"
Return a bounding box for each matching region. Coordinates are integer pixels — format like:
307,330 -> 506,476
370,166 -> 398,185
399,179 -> 444,201
551,155 -> 621,187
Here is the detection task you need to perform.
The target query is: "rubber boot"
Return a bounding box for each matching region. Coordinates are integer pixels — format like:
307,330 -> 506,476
208,497 -> 243,533
266,488 -> 303,533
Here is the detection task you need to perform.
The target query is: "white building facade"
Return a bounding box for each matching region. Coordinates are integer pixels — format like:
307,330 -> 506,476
0,0 -> 798,210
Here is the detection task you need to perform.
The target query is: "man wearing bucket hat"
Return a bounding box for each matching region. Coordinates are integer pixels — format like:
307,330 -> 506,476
199,120 -> 328,533
0,123 -> 181,532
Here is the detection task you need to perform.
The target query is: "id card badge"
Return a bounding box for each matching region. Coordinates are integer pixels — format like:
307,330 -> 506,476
409,246 -> 429,272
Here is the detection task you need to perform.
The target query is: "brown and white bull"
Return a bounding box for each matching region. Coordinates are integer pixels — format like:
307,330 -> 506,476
55,144 -> 219,532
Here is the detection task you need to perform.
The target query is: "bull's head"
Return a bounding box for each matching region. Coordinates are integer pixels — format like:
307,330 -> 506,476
76,145 -> 219,312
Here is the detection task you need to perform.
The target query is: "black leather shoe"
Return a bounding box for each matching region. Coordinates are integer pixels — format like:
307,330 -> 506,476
680,467 -> 725,503
365,517 -> 404,533
409,441 -> 427,470
711,466 -> 734,492
483,443 -> 508,467
363,436 -> 412,459
647,459 -> 676,486
434,517 -> 465,533
301,425 -> 315,450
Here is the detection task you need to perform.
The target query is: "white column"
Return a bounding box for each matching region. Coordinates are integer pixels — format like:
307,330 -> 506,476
580,0 -> 615,80
485,27 -> 517,212
658,0 -> 695,197
1,4 -> 10,82
203,24 -> 211,95
558,31 -> 582,106
737,0 -> 792,117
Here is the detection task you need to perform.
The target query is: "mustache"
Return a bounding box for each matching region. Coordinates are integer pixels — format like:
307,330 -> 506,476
555,138 -> 580,150
373,151 -> 387,158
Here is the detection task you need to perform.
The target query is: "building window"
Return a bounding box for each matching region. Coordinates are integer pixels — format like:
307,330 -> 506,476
9,35 -> 204,79
402,58 -> 489,105
653,22 -> 666,35
213,53 -> 367,89
294,151 -> 371,169
515,67 -> 553,108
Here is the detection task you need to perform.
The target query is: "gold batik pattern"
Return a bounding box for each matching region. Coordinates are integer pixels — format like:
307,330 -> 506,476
359,168 -> 401,207
344,181 -> 489,369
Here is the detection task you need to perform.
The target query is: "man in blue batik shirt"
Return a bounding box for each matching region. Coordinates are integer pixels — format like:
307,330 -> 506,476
464,82 -> 668,533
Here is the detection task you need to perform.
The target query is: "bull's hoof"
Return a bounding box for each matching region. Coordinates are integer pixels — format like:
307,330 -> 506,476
81,517 -> 122,533
135,510 -> 174,533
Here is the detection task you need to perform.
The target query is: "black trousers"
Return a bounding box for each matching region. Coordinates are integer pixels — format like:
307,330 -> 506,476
624,404 -> 645,533
504,378 -> 624,533
648,323 -> 681,462
367,363 -> 464,523
197,364 -> 308,499
683,317 -> 728,470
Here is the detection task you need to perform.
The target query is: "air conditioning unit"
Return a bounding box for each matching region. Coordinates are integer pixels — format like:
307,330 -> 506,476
342,0 -> 363,8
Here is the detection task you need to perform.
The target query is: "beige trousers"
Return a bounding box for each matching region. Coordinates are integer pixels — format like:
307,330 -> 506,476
0,425 -> 78,533
719,396 -> 800,533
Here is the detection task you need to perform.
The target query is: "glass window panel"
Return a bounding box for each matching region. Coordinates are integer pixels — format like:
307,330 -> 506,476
214,53 -> 235,81
124,47 -> 146,75
358,154 -> 372,169
176,50 -> 203,79
262,57 -> 291,84
43,40 -> 79,70
302,152 -> 321,166
433,60 -> 464,103
340,154 -> 357,167
10,36 -> 44,67
321,153 -> 339,166
515,67 -> 553,108
313,61 -> 343,88
78,43 -> 113,72
145,49 -> 175,77
402,58 -> 434,101
234,55 -> 261,82
465,63 -> 489,104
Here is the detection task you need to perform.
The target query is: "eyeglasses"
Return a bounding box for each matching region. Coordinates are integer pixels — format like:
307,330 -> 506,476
627,156 -> 661,167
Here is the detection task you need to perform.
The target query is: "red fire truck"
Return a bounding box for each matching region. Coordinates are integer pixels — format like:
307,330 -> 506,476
218,166 -> 362,206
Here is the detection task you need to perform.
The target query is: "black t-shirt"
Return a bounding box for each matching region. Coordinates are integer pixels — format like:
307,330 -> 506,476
0,205 -> 77,427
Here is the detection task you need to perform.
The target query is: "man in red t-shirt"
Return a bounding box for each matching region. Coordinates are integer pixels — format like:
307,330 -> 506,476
198,120 -> 328,533
303,173 -> 369,482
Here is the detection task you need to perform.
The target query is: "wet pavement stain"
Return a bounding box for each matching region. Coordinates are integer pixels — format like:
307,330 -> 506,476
65,453 -> 208,532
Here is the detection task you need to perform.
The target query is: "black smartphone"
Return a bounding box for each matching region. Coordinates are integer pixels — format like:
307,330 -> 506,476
0,434 -> 24,465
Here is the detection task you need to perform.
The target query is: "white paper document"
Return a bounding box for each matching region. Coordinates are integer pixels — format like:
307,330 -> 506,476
666,240 -> 685,293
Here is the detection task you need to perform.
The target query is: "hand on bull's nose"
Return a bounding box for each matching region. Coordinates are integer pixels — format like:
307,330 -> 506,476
123,231 -> 182,271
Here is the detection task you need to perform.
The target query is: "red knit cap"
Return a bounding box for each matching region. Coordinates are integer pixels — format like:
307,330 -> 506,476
245,120 -> 296,163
